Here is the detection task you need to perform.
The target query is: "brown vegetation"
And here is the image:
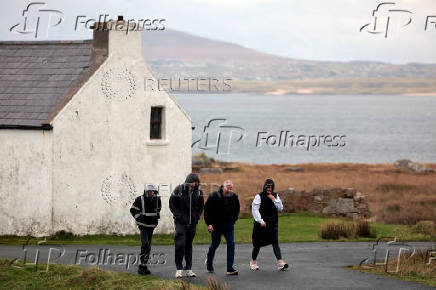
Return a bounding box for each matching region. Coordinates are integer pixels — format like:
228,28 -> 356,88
198,162 -> 436,225
320,220 -> 376,240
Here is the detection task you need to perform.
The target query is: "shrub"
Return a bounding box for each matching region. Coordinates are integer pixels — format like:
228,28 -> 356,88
320,222 -> 354,239
415,221 -> 435,236
320,220 -> 376,239
354,220 -> 375,237
50,230 -> 75,240
206,276 -> 230,290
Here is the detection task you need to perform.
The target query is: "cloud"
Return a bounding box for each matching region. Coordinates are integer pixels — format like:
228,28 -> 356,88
1,0 -> 435,63
191,0 -> 279,6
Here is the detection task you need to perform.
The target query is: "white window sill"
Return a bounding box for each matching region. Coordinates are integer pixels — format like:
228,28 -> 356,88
146,139 -> 169,146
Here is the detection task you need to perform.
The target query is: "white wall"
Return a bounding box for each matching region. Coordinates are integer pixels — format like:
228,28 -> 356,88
51,27 -> 192,235
0,130 -> 53,236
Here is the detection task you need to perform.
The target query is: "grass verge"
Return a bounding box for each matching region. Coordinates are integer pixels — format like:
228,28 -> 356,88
346,249 -> 436,287
0,213 -> 434,246
0,259 -> 204,289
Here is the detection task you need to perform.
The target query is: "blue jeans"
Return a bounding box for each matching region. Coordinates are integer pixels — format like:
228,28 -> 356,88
207,222 -> 235,271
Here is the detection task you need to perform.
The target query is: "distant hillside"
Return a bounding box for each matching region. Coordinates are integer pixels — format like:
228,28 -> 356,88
142,29 -> 283,64
142,29 -> 436,81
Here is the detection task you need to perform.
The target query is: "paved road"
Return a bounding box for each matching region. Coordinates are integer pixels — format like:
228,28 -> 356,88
0,242 -> 435,289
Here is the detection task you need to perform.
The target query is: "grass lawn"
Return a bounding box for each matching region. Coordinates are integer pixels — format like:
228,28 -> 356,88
0,259 -> 204,290
0,213 -> 434,246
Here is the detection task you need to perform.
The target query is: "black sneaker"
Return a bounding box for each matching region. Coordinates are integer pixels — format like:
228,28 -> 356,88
226,267 -> 238,275
206,261 -> 214,273
138,264 -> 151,275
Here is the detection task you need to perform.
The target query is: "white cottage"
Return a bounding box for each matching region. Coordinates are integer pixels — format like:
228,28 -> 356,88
0,21 -> 192,236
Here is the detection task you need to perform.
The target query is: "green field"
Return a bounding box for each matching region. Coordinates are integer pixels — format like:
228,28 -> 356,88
1,213 -> 433,246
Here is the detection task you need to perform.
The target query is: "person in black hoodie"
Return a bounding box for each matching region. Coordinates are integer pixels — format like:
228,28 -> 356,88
250,179 -> 288,271
130,184 -> 162,275
169,173 -> 204,278
204,180 -> 240,275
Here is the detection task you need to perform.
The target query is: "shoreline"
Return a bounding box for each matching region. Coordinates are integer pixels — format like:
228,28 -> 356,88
175,91 -> 436,96
206,160 -> 436,167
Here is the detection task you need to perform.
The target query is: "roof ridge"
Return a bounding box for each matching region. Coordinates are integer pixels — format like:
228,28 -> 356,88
0,40 -> 93,45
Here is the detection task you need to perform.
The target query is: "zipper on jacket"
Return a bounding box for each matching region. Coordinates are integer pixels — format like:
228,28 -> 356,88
189,190 -> 192,225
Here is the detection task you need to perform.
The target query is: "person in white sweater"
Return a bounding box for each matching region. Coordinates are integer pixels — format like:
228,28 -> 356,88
250,179 -> 288,271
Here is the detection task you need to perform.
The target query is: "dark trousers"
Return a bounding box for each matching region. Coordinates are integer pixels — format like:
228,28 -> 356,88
207,222 -> 235,271
252,242 -> 282,260
174,220 -> 197,270
139,227 -> 155,265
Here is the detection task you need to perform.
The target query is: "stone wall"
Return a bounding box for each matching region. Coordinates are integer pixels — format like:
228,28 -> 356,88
244,187 -> 370,219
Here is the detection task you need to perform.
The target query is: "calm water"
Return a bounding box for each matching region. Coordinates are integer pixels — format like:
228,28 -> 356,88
174,94 -> 436,164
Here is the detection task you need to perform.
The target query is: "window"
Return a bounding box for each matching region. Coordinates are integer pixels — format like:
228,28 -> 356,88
150,107 -> 163,139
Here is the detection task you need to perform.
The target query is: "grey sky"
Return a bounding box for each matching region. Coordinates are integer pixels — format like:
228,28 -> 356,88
1,0 -> 436,64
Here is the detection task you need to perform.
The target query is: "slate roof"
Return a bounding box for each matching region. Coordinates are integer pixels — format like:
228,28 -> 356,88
0,40 -> 94,129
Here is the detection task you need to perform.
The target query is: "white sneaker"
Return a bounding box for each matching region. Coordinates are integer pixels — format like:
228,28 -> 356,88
184,270 -> 197,277
250,260 -> 259,271
277,262 -> 289,271
175,270 -> 183,278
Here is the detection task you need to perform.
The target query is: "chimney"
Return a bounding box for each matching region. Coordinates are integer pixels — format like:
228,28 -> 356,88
91,16 -> 142,58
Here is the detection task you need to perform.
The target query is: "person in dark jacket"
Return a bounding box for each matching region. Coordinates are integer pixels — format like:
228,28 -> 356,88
169,173 -> 204,278
130,184 -> 162,275
250,179 -> 288,271
204,180 -> 240,275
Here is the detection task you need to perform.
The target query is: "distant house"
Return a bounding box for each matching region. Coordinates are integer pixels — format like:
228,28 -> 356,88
0,21 -> 192,236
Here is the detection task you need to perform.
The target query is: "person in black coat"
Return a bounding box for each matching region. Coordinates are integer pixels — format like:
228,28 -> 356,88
169,173 -> 204,278
130,184 -> 162,275
250,179 -> 288,271
204,180 -> 240,275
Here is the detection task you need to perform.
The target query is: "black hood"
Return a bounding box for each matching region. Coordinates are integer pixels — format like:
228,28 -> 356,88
185,173 -> 200,184
262,179 -> 275,194
184,173 -> 200,192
